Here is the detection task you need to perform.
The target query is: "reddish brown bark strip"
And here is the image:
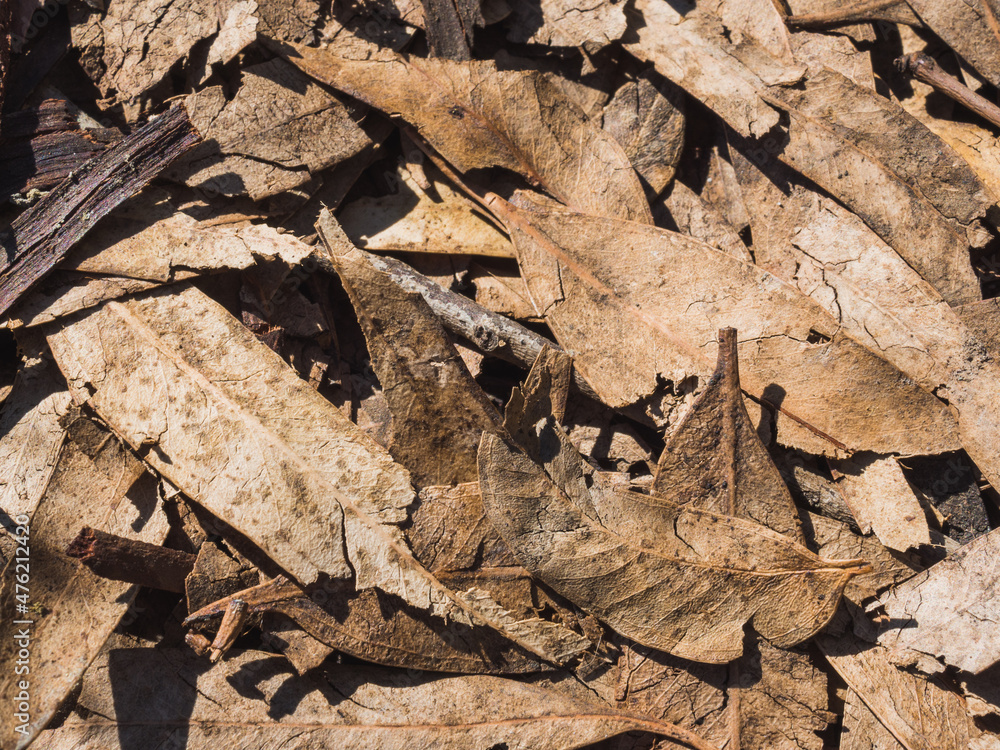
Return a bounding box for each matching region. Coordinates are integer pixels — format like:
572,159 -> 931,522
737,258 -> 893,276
0,104 -> 200,317
66,527 -> 196,594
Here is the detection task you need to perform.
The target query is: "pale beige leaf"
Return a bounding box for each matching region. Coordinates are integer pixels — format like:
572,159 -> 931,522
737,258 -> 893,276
657,181 -> 752,261
478,432 -> 867,663
32,648 -> 718,750
819,632 -> 991,750
831,455 -> 930,553
275,39 -> 652,223
505,0 -> 627,48
203,0 -> 259,72
0,342 -> 71,565
338,167 -> 515,258
841,688 -> 906,750
626,1 -> 990,305
0,418 -> 168,750
730,144 -> 1000,496
98,0 -> 251,112
167,58 -> 371,200
44,286 -> 505,628
878,526 -> 1000,675
495,197 -> 960,456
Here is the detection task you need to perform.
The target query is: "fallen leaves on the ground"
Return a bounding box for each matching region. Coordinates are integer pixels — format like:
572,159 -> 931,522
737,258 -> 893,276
2,1 -> 999,748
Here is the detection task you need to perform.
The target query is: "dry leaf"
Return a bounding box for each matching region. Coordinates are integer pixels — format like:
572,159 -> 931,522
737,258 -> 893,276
657,180 -> 752,261
878,526 -> 1000,675
95,0 -> 256,114
830,455 -> 930,553
819,630 -> 992,750
493,196 -> 960,456
652,328 -> 803,541
338,166 -> 515,257
478,429 -> 867,663
32,647 -> 718,750
904,0 -> 1000,86
602,72 -> 685,195
167,58 -> 371,200
802,512 -> 918,602
729,142 -> 1000,497
625,0 -> 991,306
408,482 -> 512,572
0,340 -> 70,565
0,415 -> 168,749
46,284 -> 485,625
273,39 -> 652,223
318,212 -> 503,486
190,576 -> 548,673
505,0 -> 627,48
648,329 -> 833,750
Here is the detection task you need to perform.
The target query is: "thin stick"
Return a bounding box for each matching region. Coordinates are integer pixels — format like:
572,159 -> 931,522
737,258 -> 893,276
785,0 -> 910,27
66,527 -> 196,593
895,52 -> 1000,130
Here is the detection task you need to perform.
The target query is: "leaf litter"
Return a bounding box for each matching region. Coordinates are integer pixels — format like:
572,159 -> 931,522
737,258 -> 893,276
2,1 -> 1000,748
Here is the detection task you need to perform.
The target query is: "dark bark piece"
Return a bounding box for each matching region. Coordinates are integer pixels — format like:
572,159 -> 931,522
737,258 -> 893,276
65,527 -> 196,594
0,0 -> 8,112
0,99 -> 121,204
0,104 -> 200,317
420,0 -> 482,59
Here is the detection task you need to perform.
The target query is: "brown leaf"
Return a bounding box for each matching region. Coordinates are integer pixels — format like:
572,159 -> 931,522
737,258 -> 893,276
478,429 -> 868,663
651,329 -> 832,750
189,576 -> 549,673
505,0 -> 627,48
273,39 -> 652,223
492,195 -> 960,456
46,284 -> 478,625
652,328 -> 804,541
877,526 -> 1000,675
801,512 -> 918,602
318,212 -> 503,486
33,647 -> 719,750
167,58 -> 371,201
819,630 -> 990,750
625,1 -> 991,306
0,415 -> 168,748
602,72 -> 685,195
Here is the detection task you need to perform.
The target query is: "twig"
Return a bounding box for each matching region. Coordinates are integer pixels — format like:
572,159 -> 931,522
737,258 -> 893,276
785,0 -> 912,28
0,104 -> 201,317
895,52 -> 1000,130
353,248 -> 601,401
65,527 -> 196,594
